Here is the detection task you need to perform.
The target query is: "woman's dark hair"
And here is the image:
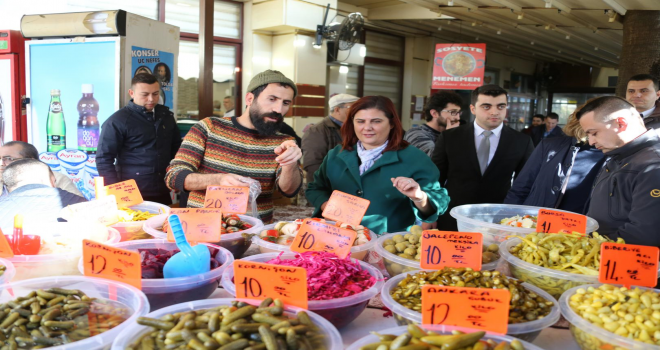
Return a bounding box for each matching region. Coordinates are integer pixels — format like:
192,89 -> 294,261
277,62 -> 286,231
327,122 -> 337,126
341,95 -> 408,153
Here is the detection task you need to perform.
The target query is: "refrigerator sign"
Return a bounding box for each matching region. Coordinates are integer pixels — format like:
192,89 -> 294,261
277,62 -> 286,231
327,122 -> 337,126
432,44 -> 486,90
131,46 -> 174,110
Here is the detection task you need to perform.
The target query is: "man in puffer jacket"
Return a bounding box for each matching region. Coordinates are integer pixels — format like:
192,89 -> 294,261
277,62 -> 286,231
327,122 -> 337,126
0,159 -> 86,234
579,96 -> 660,247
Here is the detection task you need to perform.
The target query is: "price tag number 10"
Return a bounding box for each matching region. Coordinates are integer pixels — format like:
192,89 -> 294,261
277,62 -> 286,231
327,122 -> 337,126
240,277 -> 263,298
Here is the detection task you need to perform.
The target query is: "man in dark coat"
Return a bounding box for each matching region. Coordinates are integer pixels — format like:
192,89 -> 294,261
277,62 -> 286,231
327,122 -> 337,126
531,113 -> 565,146
96,73 -> 182,204
431,84 -> 534,231
625,74 -> 660,131
0,159 -> 86,234
579,96 -> 660,247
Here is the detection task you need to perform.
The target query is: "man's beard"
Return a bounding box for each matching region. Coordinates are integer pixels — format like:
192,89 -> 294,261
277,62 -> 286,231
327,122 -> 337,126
435,115 -> 447,128
249,104 -> 284,136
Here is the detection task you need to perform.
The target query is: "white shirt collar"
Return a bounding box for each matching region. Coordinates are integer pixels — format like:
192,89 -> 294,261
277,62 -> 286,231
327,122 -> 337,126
473,120 -> 504,137
642,106 -> 656,118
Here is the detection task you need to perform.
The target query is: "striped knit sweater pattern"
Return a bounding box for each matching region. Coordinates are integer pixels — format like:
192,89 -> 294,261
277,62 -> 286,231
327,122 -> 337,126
165,117 -> 294,224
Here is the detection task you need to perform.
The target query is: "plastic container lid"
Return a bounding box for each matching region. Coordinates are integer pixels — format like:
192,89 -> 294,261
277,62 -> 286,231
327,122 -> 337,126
346,325 -> 545,350
374,232 -> 501,272
221,252 -> 384,310
7,227 -> 121,264
143,213 -> 263,240
560,283 -> 660,350
0,275 -> 149,350
251,221 -> 377,256
78,239 -> 233,290
450,203 -> 599,238
500,237 -> 601,283
111,298 -> 343,350
380,269 -> 561,337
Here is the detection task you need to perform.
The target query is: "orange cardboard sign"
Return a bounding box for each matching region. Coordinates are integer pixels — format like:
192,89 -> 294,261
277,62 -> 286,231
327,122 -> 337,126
599,243 -> 659,288
234,260 -> 308,309
204,186 -> 250,214
321,190 -> 370,227
289,219 -> 357,259
166,208 -> 222,243
420,231 -> 483,270
422,285 -> 510,334
82,239 -> 141,290
104,179 -> 144,208
0,228 -> 14,258
536,209 -> 587,234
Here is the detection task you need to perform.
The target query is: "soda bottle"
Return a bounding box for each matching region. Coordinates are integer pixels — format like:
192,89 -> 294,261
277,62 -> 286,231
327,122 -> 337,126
77,84 -> 100,154
46,89 -> 66,152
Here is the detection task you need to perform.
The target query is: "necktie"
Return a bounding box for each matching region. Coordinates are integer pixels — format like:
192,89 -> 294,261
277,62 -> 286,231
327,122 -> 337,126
477,130 -> 492,175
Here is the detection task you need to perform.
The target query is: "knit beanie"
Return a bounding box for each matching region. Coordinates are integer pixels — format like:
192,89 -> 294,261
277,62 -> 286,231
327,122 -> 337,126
247,70 -> 298,97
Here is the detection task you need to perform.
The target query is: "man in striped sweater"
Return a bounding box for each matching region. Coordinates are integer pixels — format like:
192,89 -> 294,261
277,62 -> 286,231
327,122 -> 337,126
165,70 -> 303,223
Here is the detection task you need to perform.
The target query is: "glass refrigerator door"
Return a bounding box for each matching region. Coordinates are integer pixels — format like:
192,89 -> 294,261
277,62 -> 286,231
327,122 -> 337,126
25,37 -> 120,199
0,55 -> 19,145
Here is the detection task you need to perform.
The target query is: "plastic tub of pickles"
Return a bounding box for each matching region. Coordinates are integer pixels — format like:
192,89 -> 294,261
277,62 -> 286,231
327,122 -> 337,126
379,268 -> 560,342
374,226 -> 502,277
111,298 -> 343,350
0,275 -> 149,349
346,324 -> 545,350
500,232 -> 624,300
559,283 -> 660,350
111,201 -> 169,241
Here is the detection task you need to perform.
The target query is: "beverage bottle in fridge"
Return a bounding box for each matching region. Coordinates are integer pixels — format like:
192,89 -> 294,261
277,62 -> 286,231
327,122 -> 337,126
46,89 -> 66,152
76,84 -> 100,154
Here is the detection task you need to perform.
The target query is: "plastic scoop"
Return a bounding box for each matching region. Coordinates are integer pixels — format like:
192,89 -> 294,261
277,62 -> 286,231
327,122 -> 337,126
163,214 -> 211,278
8,214 -> 40,255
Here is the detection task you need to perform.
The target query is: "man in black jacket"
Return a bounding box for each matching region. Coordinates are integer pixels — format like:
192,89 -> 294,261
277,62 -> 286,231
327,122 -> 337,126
531,113 -> 565,146
431,84 -> 534,231
579,96 -> 660,247
96,73 -> 182,204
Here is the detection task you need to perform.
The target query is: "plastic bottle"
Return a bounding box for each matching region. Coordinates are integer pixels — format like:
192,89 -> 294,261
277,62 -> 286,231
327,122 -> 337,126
76,84 -> 100,154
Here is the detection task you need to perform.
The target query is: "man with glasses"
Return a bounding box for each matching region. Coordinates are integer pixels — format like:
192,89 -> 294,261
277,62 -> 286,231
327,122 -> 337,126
0,141 -> 81,197
404,91 -> 463,156
302,93 -> 359,183
431,84 -> 534,231
625,74 -> 660,130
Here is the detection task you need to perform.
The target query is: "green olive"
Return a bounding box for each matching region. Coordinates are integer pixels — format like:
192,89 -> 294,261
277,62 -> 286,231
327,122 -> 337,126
403,248 -> 417,256
408,235 -> 419,244
395,242 -> 408,253
392,235 -> 405,243
383,239 -> 395,246
385,245 -> 397,254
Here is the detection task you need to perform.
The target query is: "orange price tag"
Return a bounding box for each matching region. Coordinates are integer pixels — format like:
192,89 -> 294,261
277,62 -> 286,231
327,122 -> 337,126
82,239 -> 141,290
422,285 -> 510,334
166,208 -> 222,243
289,219 -> 356,259
234,260 -> 308,309
599,243 -> 659,288
321,190 -> 370,227
104,179 -> 144,209
204,186 -> 250,214
0,228 -> 14,258
536,209 -> 587,234
420,231 -> 483,270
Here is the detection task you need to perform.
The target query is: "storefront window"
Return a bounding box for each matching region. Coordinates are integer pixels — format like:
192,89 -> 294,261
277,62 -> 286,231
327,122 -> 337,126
176,41 -> 200,118
165,0 -> 241,38
212,45 -> 238,117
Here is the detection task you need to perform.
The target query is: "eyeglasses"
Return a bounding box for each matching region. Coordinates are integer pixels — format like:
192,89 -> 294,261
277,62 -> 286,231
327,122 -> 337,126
1,156 -> 23,165
441,109 -> 462,116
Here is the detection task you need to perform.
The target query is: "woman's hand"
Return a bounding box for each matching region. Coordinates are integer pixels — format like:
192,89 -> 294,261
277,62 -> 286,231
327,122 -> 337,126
391,177 -> 425,202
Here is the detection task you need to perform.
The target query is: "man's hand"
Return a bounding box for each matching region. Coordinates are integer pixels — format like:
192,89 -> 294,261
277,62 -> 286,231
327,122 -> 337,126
446,116 -> 461,130
217,173 -> 250,186
274,140 -> 302,167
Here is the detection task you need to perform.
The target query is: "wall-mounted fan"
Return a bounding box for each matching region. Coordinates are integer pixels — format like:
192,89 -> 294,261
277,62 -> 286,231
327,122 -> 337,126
314,4 -> 364,60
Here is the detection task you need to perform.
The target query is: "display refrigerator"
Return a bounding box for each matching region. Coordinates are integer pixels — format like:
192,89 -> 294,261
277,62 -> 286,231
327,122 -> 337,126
0,30 -> 27,145
22,10 -> 179,199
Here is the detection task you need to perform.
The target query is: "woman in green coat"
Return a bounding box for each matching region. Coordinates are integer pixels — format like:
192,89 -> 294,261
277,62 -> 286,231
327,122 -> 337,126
306,95 -> 450,235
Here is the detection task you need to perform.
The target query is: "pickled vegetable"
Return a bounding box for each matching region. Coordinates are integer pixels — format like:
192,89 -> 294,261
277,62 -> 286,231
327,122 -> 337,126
259,218 -> 371,246
128,299 -> 328,350
360,324 -> 527,350
139,247 -> 223,279
500,215 -> 537,228
162,214 -> 254,235
568,285 -> 660,347
390,268 -> 554,324
118,208 -> 159,222
0,265 -> 5,277
0,288 -> 129,348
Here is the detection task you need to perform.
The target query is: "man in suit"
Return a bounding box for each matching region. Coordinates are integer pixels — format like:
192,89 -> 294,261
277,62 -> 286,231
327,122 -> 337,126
531,112 -> 565,146
431,84 -> 534,231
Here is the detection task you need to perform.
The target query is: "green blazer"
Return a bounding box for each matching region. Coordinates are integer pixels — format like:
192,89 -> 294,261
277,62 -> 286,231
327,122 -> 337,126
306,144 -> 450,235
